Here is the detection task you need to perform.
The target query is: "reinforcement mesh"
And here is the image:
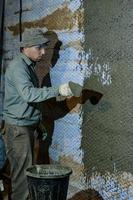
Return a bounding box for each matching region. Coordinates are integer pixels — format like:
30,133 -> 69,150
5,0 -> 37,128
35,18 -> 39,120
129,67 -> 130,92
83,0 -> 133,174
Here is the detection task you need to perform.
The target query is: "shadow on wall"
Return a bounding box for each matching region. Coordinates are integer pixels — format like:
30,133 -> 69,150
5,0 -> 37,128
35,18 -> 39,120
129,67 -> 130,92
35,31 -> 64,164
68,189 -> 104,200
35,31 -> 103,164
36,31 -> 62,85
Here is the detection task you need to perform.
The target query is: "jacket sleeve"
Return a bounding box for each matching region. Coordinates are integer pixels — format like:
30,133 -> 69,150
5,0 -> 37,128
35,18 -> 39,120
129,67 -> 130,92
11,64 -> 59,103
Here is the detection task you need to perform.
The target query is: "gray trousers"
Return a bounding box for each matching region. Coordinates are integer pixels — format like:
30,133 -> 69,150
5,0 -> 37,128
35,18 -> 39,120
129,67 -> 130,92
4,123 -> 37,200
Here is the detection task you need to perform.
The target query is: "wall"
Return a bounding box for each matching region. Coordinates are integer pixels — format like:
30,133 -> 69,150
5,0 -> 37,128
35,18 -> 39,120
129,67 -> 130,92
3,0 -> 133,199
82,0 -> 133,199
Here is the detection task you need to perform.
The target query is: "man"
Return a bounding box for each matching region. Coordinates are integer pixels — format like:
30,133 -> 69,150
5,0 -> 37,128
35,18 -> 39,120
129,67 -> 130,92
3,29 -> 82,200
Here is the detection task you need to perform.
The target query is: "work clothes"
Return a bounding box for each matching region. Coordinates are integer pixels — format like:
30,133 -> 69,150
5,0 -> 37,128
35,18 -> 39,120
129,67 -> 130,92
3,52 -> 60,200
4,123 -> 37,200
0,134 -> 6,169
3,53 -> 59,126
20,29 -> 49,48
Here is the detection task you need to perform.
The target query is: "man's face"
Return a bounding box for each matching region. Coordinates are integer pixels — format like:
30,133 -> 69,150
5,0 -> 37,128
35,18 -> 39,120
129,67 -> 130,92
23,45 -> 45,61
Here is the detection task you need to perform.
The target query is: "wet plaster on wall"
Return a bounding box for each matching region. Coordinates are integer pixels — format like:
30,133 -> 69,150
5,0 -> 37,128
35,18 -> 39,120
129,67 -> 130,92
82,0 -> 133,199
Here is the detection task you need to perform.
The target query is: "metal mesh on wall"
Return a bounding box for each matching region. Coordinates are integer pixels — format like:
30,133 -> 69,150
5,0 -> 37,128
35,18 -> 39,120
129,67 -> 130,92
83,0 -> 133,174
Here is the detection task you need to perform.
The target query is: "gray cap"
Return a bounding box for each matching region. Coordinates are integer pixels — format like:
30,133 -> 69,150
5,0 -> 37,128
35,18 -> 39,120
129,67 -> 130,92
20,29 -> 49,47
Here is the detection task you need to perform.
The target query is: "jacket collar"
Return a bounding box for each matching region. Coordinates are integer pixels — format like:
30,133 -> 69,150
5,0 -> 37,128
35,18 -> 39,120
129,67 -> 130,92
20,53 -> 35,66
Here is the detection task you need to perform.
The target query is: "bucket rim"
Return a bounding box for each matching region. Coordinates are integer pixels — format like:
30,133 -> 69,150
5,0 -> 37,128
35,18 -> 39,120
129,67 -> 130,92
25,164 -> 72,179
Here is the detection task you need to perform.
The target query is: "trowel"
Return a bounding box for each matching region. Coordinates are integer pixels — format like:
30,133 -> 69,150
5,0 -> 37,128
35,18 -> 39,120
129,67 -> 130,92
68,77 -> 103,105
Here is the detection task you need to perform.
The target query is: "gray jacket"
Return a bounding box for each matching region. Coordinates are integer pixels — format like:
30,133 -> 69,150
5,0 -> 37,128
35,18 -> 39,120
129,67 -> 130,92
4,53 -> 59,126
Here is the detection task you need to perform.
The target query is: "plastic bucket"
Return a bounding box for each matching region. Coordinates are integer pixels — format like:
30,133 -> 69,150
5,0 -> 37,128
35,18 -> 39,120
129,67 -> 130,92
26,164 -> 72,200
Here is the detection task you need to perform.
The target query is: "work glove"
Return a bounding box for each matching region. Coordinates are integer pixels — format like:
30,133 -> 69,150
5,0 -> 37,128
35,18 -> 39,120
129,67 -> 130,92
59,83 -> 73,96
59,82 -> 82,97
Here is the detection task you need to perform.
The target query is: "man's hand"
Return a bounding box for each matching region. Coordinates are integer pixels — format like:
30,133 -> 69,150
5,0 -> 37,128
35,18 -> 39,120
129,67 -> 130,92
59,83 -> 73,96
59,81 -> 82,97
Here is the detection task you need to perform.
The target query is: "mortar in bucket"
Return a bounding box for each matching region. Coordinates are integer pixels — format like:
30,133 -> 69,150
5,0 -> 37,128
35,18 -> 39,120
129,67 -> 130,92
26,164 -> 72,200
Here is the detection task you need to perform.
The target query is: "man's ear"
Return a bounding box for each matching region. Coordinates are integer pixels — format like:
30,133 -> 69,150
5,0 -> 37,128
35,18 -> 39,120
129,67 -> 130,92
20,47 -> 24,52
21,47 -> 28,52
